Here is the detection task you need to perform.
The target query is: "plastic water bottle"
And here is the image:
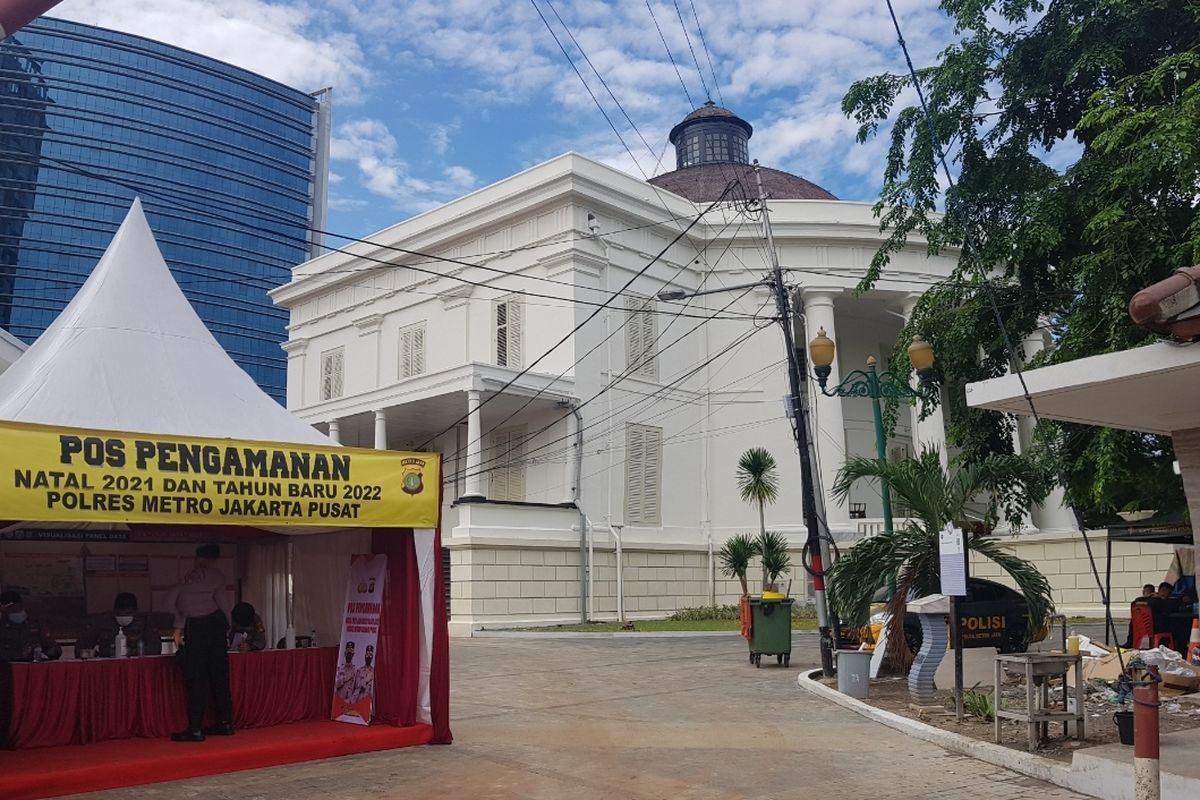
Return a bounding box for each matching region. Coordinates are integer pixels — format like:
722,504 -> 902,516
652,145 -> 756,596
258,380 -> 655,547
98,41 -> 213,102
137,638 -> 145,658
310,628 -> 318,648
114,627 -> 127,658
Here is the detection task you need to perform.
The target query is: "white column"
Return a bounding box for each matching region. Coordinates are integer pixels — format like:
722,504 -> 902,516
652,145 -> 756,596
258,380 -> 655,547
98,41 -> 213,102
1016,329 -> 1077,531
327,419 -> 341,444
373,409 -> 388,450
801,289 -> 850,532
281,338 -> 308,409
901,296 -> 948,469
462,389 -> 485,499
354,314 -> 384,388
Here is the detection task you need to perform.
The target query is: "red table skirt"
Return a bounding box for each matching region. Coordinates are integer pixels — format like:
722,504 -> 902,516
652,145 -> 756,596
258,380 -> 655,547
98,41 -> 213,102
2,647 -> 337,749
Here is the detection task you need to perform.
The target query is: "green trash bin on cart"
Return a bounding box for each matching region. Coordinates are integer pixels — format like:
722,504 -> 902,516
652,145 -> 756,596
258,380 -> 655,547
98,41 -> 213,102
748,597 -> 792,667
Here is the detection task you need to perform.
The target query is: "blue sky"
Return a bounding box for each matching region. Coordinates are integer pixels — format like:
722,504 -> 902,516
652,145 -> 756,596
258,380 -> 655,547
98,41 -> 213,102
59,0 -> 966,241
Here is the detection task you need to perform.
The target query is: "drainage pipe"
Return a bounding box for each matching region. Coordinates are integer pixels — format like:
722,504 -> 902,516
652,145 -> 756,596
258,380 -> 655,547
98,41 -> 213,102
586,515 -> 595,622
565,401 -> 587,624
608,520 -> 625,624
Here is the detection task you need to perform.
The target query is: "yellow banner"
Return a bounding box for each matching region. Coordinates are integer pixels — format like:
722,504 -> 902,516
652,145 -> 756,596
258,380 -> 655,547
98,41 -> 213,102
0,421 -> 440,528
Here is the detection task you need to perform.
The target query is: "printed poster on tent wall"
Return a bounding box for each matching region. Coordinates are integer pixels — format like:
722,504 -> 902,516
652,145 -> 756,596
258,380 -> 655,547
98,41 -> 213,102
332,554 -> 387,726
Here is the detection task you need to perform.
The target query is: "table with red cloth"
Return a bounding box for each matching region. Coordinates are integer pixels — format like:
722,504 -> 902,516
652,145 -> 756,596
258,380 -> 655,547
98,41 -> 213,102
1,646 -> 337,749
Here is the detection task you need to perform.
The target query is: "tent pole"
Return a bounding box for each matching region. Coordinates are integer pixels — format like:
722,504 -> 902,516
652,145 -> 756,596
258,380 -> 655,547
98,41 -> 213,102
285,539 -> 296,649
1104,537 -> 1112,646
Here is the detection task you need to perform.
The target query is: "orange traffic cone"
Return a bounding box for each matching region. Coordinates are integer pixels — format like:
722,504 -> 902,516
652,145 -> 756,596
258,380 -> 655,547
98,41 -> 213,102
1187,618 -> 1200,665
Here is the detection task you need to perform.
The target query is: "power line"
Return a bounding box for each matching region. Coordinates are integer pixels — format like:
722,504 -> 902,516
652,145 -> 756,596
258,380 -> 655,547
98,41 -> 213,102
671,0 -> 710,101
443,256 -> 766,483
527,345 -> 787,476
541,0 -> 667,175
415,181 -> 741,452
443,302 -> 774,483
529,0 -> 649,179
441,269 -> 768,482
445,316 -> 773,485
444,209 -> 754,470
2,149 -> 768,326
883,0 -> 1125,657
688,0 -> 725,106
646,0 -> 695,109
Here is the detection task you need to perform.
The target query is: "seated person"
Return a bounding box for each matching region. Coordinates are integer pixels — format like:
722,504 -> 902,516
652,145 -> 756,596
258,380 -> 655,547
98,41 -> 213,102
1121,585 -> 1158,647
1156,582 -> 1182,614
229,602 -> 267,652
0,590 -> 62,662
77,592 -> 162,657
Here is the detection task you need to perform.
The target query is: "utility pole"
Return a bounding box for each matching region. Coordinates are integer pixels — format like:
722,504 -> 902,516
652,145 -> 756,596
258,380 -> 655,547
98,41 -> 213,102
754,162 -> 835,677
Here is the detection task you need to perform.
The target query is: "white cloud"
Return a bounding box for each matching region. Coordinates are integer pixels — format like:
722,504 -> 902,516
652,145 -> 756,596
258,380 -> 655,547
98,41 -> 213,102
56,0 -> 370,100
325,0 -> 954,197
332,118 -> 479,213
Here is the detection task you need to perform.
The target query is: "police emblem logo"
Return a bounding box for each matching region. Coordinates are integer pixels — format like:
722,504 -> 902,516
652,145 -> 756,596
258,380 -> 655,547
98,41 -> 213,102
401,457 -> 426,495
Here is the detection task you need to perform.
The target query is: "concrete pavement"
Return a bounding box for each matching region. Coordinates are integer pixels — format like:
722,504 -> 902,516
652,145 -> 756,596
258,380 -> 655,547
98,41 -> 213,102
67,634 -> 1089,799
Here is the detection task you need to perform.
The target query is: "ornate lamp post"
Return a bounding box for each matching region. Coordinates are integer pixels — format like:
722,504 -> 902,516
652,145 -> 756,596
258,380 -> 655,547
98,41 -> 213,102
807,329 -> 936,536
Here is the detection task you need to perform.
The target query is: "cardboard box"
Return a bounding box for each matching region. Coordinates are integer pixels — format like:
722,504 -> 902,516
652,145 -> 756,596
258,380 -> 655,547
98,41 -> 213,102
1162,671 -> 1200,692
1066,649 -> 1124,686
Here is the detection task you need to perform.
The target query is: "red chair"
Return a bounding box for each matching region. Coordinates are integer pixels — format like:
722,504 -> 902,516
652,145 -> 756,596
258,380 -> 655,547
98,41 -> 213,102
1131,603 -> 1175,650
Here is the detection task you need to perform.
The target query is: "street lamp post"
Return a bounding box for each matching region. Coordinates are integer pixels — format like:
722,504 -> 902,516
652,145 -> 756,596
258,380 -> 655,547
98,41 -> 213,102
807,329 -> 936,537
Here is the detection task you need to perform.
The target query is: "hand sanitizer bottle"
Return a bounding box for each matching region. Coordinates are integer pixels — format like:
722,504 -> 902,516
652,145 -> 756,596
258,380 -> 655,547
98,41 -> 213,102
114,627 -> 127,658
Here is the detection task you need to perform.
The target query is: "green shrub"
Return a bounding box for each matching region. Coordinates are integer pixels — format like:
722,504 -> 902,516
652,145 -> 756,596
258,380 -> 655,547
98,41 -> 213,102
963,686 -> 995,721
668,603 -> 816,622
668,605 -> 741,621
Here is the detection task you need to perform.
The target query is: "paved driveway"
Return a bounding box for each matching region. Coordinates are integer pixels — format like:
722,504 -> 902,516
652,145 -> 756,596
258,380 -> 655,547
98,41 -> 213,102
70,634 -> 1086,800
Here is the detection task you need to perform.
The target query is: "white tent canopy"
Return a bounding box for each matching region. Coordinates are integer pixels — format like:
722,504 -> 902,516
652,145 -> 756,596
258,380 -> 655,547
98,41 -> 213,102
0,198 -> 328,444
0,200 -> 440,726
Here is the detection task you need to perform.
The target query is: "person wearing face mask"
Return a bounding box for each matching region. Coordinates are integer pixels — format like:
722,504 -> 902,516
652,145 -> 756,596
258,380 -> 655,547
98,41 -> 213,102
0,590 -> 62,662
77,592 -> 162,658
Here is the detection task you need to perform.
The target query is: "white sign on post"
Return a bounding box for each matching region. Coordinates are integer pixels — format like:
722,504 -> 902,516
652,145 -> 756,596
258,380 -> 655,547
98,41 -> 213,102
938,523 -> 967,597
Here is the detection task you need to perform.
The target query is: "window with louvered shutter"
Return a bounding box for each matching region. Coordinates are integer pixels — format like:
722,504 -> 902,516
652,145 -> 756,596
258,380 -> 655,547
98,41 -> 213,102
320,347 -> 344,400
625,294 -> 658,379
495,296 -> 523,368
624,423 -> 662,526
399,323 -> 426,378
489,426 -> 526,501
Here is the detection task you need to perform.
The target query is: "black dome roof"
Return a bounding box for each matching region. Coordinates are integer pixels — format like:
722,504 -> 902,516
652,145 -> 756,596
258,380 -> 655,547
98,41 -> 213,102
648,164 -> 837,202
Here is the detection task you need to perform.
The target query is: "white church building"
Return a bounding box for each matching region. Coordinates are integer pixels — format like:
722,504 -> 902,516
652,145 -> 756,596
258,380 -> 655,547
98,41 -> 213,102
271,104 -> 1079,634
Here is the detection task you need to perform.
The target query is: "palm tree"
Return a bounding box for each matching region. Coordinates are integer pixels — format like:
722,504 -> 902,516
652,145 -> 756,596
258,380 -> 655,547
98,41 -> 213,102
737,447 -> 780,588
717,533 -> 758,597
827,448 -> 1054,663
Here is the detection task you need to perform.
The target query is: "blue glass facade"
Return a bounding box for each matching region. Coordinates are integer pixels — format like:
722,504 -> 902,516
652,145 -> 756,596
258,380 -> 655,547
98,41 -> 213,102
0,18 -> 323,402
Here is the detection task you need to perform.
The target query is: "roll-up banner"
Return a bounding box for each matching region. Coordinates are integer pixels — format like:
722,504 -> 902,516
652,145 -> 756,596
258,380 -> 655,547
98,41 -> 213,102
332,554 -> 387,726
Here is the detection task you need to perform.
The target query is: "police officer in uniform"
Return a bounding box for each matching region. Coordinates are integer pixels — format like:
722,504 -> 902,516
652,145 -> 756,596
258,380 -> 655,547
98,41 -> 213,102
0,590 -> 62,662
165,544 -> 234,742
77,592 -> 162,658
228,602 -> 267,652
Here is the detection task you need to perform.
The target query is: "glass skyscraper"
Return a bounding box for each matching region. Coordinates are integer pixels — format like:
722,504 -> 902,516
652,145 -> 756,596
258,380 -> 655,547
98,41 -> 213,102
0,18 -> 329,401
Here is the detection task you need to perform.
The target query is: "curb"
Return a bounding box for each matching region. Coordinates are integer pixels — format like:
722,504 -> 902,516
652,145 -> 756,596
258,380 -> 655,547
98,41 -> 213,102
796,669 -> 1084,795
473,629 -> 818,639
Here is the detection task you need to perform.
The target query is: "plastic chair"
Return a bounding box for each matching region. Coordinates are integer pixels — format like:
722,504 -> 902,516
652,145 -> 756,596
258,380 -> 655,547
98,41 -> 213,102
1130,603 -> 1175,650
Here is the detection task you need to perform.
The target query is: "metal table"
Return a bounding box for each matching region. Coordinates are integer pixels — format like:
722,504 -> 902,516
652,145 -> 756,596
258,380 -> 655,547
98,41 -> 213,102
993,652 -> 1085,752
